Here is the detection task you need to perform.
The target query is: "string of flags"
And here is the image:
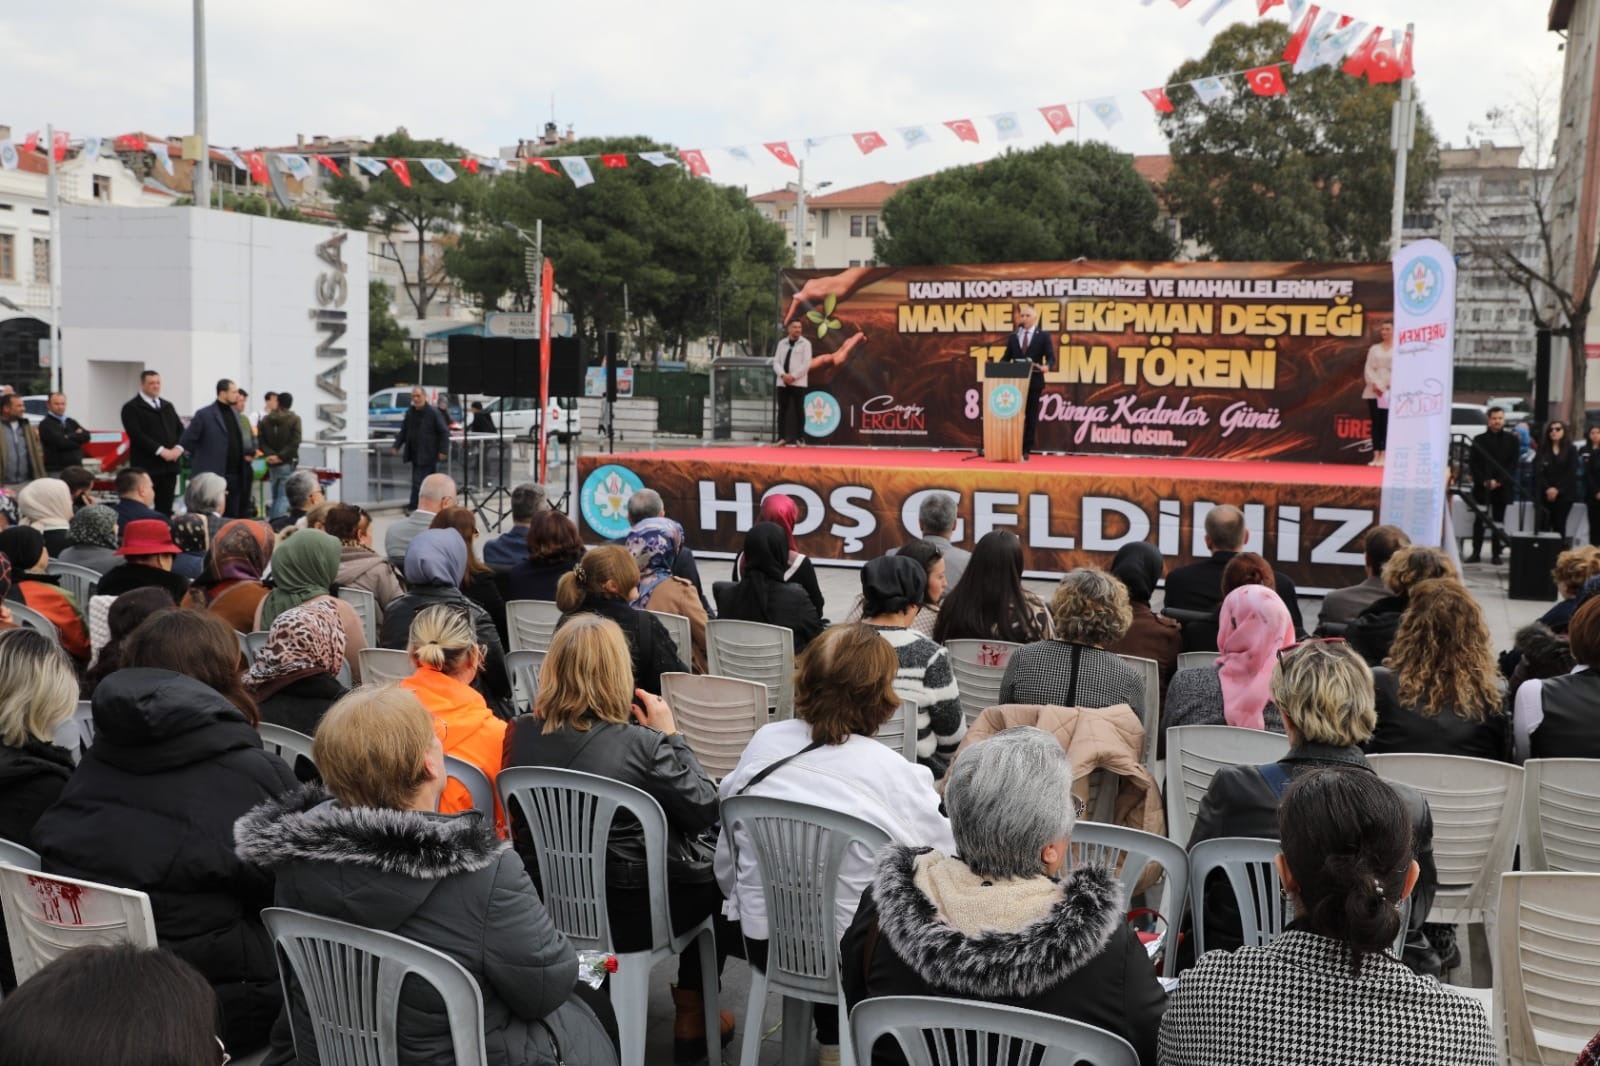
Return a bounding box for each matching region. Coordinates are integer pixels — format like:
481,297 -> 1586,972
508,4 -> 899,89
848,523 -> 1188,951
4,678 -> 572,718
1146,0 -> 1414,82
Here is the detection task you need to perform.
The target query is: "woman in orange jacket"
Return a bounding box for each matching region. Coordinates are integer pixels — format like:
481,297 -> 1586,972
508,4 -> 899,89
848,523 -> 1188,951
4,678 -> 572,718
399,602 -> 507,834
0,526 -> 90,665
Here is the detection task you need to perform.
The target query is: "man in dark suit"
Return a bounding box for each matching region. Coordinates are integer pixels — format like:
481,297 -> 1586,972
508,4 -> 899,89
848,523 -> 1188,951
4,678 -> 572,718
1468,406 -> 1519,564
179,378 -> 251,518
119,370 -> 186,514
37,392 -> 91,473
112,467 -> 165,532
391,386 -> 451,511
1002,304 -> 1053,460
1163,503 -> 1305,651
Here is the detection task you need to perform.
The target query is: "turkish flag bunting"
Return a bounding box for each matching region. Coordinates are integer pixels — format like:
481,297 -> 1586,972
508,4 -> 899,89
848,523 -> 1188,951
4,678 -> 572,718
944,119 -> 980,144
22,132 -> 39,153
52,132 -> 69,162
388,159 -> 412,187
1142,88 -> 1176,114
461,157 -> 480,174
1256,0 -> 1283,10
312,154 -> 343,177
852,131 -> 887,154
680,149 -> 711,177
1038,105 -> 1074,134
1282,4 -> 1320,63
113,133 -> 146,152
1246,66 -> 1288,96
601,154 -> 629,169
764,141 -> 798,167
1171,0 -> 1193,6
245,151 -> 269,184
531,158 -> 557,175
1364,28 -> 1414,83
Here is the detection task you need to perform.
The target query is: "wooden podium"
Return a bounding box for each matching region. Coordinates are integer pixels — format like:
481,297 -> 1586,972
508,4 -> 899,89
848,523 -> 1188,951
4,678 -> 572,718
981,362 -> 1032,463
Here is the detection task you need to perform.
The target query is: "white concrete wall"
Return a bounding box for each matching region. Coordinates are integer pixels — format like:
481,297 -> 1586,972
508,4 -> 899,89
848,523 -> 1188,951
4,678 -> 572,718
60,207 -> 368,441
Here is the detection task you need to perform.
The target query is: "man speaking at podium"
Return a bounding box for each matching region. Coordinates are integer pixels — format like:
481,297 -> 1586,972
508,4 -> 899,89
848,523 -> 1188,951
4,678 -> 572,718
1002,304 -> 1054,461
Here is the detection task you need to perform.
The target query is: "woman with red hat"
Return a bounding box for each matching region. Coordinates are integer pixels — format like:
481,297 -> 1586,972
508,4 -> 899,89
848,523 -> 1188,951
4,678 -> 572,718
93,518 -> 192,603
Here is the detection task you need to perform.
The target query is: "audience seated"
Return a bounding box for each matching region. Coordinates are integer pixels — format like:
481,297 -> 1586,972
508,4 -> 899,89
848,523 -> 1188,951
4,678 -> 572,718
1503,619 -> 1575,711
1368,580 -> 1507,760
111,467 -> 164,532
254,529 -> 366,683
324,502 -> 403,623
235,684 -> 615,1066
85,587 -> 177,694
844,539 -> 949,639
33,608 -> 297,1053
0,526 -> 91,663
1537,544 -> 1600,634
915,491 -> 971,589
507,509 -> 585,602
17,477 -> 74,557
503,612 -> 734,1054
381,529 -> 512,711
998,569 -> 1145,718
1105,541 -> 1181,702
626,516 -> 710,672
931,529 -> 1050,644
0,627 -> 76,850
245,598 -> 350,740
627,487 -> 711,611
399,604 -> 507,828
268,468 -> 323,533
57,464 -> 94,513
93,518 -> 191,602
715,523 -> 827,653
189,519 -> 272,633
859,555 -> 966,777
1165,584 -> 1295,734
1186,640 -> 1439,973
168,512 -> 210,582
1514,596 -> 1600,761
483,482 -> 548,573
385,472 -> 456,566
431,505 -> 509,645
1162,504 -> 1304,650
732,493 -> 825,614
717,624 -> 955,1060
842,727 -> 1166,1066
0,944 -> 227,1066
58,503 -> 123,575
1317,524 -> 1410,633
1346,545 -> 1458,667
558,545 -> 687,694
1160,767 -> 1495,1066
184,471 -> 227,541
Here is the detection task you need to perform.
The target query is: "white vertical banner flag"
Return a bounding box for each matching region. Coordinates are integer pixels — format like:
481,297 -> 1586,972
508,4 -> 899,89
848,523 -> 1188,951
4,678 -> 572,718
0,141 -> 16,170
221,148 -> 248,173
557,156 -> 595,187
420,159 -> 457,183
990,113 -> 1023,141
277,153 -> 314,181
1191,76 -> 1229,106
897,125 -> 932,148
638,151 -> 677,167
1380,239 -> 1457,546
81,136 -> 101,161
353,157 -> 387,177
1087,98 -> 1123,129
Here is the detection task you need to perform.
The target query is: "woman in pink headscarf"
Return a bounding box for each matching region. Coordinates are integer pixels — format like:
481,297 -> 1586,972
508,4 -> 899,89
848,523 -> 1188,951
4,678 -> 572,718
1164,584 -> 1296,733
730,493 -> 825,614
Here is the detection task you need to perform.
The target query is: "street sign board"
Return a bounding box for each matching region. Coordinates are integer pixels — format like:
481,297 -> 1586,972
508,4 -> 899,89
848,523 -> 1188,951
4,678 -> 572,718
485,311 -> 576,339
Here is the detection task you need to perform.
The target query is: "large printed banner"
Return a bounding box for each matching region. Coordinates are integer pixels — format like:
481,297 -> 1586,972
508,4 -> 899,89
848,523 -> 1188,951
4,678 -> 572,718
1381,240 -> 1457,546
781,261 -> 1393,463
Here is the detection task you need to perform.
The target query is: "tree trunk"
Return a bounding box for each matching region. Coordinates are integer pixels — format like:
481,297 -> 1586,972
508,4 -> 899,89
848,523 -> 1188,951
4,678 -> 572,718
1569,312 -> 1590,430
414,235 -> 432,320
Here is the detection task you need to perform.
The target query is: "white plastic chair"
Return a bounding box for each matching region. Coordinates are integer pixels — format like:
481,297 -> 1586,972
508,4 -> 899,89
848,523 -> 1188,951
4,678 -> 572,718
706,619 -> 795,720
1114,653 -> 1162,777
243,630 -> 271,663
944,639 -> 1020,727
262,907 -> 489,1066
0,865 -> 158,985
1070,821 -> 1189,978
1164,726 -> 1290,847
850,995 -> 1139,1066
7,602 -> 60,648
506,649 -> 545,715
259,723 -> 317,775
51,700 -> 95,766
45,559 -> 100,606
875,701 -> 920,762
1497,871 -> 1600,1065
444,754 -> 496,821
358,647 -> 415,686
506,599 -> 562,654
336,586 -> 379,644
496,766 -> 719,1066
1177,651 -> 1218,670
647,610 -> 693,670
1367,753 -> 1523,954
659,672 -> 767,780
1188,836 -> 1289,957
720,795 -> 892,1066
1521,758 -> 1600,872
0,839 -> 41,870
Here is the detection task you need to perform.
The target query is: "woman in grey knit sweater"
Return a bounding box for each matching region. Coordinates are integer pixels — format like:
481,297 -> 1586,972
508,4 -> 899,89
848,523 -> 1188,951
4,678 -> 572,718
860,555 -> 966,777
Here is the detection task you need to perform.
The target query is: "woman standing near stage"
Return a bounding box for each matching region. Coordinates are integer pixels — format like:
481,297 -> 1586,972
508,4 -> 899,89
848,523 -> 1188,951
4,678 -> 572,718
1362,322 -> 1394,468
1535,420 -> 1578,541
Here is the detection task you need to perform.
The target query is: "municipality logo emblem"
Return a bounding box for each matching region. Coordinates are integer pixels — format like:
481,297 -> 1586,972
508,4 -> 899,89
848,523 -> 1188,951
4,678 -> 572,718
1400,257 -> 1444,316
989,384 -> 1024,419
580,463 -> 645,540
804,391 -> 841,437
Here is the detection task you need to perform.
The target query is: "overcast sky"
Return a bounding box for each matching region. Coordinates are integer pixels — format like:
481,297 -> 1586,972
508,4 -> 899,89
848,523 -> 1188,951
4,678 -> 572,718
1,0 -> 1565,196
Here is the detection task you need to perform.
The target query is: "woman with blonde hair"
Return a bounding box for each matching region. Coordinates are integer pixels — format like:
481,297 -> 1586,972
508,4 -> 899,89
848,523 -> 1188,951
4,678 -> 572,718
502,612 -> 733,1056
1367,580 -> 1506,760
398,603 -> 507,830
0,627 -> 77,848
556,544 -> 685,695
235,684 -> 614,1066
1347,545 -> 1458,667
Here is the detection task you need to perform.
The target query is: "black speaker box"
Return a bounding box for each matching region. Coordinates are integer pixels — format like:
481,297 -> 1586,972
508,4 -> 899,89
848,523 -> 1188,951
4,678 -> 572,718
548,337 -> 584,397
446,335 -> 484,394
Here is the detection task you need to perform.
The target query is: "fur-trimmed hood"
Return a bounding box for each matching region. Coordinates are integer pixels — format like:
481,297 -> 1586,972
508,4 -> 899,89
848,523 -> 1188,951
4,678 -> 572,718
870,845 -> 1125,1000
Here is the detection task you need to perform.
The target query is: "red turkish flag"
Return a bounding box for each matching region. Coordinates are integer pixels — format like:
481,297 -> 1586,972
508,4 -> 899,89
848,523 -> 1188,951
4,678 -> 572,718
943,119 -> 979,144
1142,88 -> 1176,114
600,154 -> 629,169
1365,28 -> 1414,84
852,131 -> 887,155
680,149 -> 710,177
1255,0 -> 1283,11
1038,105 -> 1074,135
22,132 -> 39,154
1341,27 -> 1381,76
388,159 -> 412,187
312,154 -> 343,177
530,158 -> 557,175
1171,0 -> 1193,7
113,133 -> 146,152
461,157 -> 480,174
1246,66 -> 1288,96
52,132 -> 69,162
245,151 -> 269,184
764,141 -> 798,168
1282,4 -> 1320,63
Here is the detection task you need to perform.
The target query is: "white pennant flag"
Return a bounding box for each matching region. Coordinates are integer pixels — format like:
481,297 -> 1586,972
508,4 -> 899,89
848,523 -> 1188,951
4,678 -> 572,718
1087,98 -> 1123,129
557,156 -> 595,187
1191,76 -> 1230,106
804,136 -> 831,150
353,157 -> 387,177
221,148 -> 247,174
1294,12 -> 1366,73
420,158 -> 457,184
898,125 -> 932,149
638,151 -> 677,167
1196,0 -> 1235,23
727,146 -> 753,164
482,157 -> 507,173
279,154 -> 316,181
990,112 -> 1023,141
81,136 -> 101,161
152,143 -> 174,174
0,142 -> 17,171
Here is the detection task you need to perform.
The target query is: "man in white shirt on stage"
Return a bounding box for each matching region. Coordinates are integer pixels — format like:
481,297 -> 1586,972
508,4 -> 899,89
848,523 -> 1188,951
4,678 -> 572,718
772,320 -> 813,446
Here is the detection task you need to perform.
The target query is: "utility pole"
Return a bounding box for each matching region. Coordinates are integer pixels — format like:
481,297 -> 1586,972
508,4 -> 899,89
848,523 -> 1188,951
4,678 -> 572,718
45,123 -> 62,394
1388,23 -> 1416,259
192,0 -> 210,209
794,159 -> 807,268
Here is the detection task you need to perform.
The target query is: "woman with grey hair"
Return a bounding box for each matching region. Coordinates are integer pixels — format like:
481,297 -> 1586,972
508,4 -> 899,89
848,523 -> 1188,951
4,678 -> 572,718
842,726 -> 1166,1065
997,568 -> 1146,718
184,472 -> 227,540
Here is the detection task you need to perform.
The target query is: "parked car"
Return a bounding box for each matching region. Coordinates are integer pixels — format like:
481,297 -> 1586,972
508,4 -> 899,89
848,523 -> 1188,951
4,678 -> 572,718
366,387 -> 462,440
20,395 -> 49,418
480,395 -> 581,442
1450,402 -> 1489,468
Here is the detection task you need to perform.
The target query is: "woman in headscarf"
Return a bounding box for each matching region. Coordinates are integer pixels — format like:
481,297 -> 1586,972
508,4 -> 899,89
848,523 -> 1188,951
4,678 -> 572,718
245,598 -> 349,751
168,513 -> 210,582
17,479 -> 74,558
253,528 -> 365,682
0,526 -> 91,664
626,516 -> 708,672
715,522 -> 826,652
195,520 -> 274,632
431,506 -> 507,645
731,494 -> 825,614
58,504 -> 123,576
1165,583 -> 1296,734
1105,541 -> 1182,704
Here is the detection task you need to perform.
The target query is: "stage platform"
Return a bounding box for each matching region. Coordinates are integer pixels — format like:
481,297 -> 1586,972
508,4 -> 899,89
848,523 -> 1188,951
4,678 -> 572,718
576,446 -> 1385,591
